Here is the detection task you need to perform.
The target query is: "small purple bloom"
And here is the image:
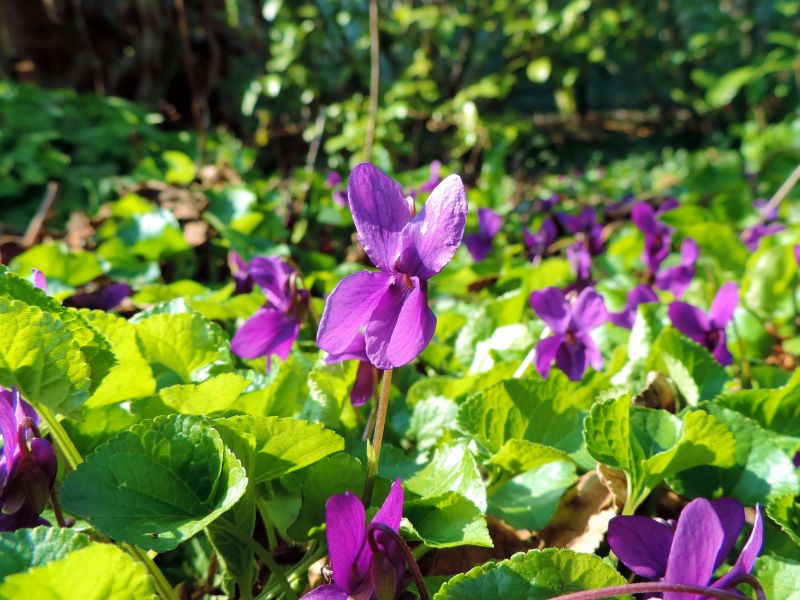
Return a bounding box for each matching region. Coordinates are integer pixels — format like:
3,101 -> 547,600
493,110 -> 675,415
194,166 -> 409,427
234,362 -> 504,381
317,163 -> 467,370
668,281 -> 738,366
608,497 -> 763,599
231,256 -> 307,370
741,222 -> 785,251
795,244 -> 800,267
529,287 -> 607,381
324,333 -> 377,407
538,194 -> 559,212
325,172 -> 348,207
558,207 -> 604,256
326,172 -> 342,188
566,242 -> 593,292
632,201 -> 677,273
418,160 -> 442,194
31,269 -> 47,291
464,208 -> 502,263
229,251 -> 254,294
63,283 -> 132,311
303,479 -> 404,600
609,285 -> 659,329
655,238 -> 699,298
0,387 -> 58,531
523,217 -> 558,263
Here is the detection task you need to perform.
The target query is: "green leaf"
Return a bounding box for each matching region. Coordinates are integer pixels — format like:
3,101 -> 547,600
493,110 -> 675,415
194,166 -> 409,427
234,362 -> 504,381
755,555 -> 800,599
526,57 -> 552,82
163,150 -> 197,185
60,415 -> 248,551
228,356 -> 311,417
159,373 -> 251,415
301,360 -> 360,427
742,241 -> 799,322
458,373 -> 607,459
0,543 -> 156,600
134,312 -> 234,385
716,370 -> 800,439
0,267 -> 116,399
407,397 -> 459,453
489,440 -> 571,478
404,492 -> 492,548
432,548 -> 627,599
0,297 -> 91,414
488,461 -> 577,531
287,453 -> 365,540
767,494 -> 800,547
647,328 -> 729,405
670,406 -> 798,505
213,415 -> 344,483
207,488 -> 257,599
584,396 -> 736,510
406,441 -> 486,511
0,527 -> 91,582
82,310 -> 156,408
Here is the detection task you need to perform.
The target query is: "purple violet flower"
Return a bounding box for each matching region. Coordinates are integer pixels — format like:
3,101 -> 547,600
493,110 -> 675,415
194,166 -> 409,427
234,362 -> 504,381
303,479 -> 404,600
795,244 -> 800,266
654,238 -> 699,298
326,172 -> 342,188
668,281 -> 738,366
418,160 -> 442,194
566,242 -> 593,292
632,201 -> 677,273
558,207 -> 604,256
741,222 -> 785,252
608,497 -> 763,600
31,269 -> 130,311
464,208 -> 502,263
324,332 -> 378,407
529,287 -> 608,381
538,194 -> 559,212
317,163 -> 467,370
0,387 -> 58,531
609,285 -> 659,329
325,172 -> 348,207
231,256 -> 308,370
523,217 -> 558,263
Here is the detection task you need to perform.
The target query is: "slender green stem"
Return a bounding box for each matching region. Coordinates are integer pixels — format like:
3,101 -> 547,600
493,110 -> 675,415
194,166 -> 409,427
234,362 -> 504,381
411,543 -> 432,561
219,522 -> 297,600
255,542 -> 323,600
124,546 -> 179,600
37,405 -> 83,469
363,368 -> 393,505
761,161 -> 800,218
36,405 -> 178,600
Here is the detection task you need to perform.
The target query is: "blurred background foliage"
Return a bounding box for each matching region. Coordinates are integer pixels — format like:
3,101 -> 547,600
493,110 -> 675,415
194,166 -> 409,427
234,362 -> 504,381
0,0 -> 798,246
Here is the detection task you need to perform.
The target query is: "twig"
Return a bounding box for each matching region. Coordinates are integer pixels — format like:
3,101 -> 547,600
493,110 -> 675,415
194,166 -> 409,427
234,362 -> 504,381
23,181 -> 59,246
762,161 -> 800,218
364,0 -> 380,161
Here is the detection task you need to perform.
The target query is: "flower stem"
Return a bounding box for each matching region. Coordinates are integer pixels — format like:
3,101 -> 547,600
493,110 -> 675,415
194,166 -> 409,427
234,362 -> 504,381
36,405 -> 178,600
36,405 -> 83,470
49,489 -> 67,527
367,523 -> 430,600
761,161 -> 800,218
363,368 -> 392,505
549,581 -> 755,600
219,522 -> 297,600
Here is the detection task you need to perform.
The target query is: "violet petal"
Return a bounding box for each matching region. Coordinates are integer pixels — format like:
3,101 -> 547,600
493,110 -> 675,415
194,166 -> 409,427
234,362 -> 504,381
607,515 -> 674,579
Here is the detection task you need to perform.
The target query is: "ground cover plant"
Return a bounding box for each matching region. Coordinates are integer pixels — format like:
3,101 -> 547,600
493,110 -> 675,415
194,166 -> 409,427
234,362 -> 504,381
1,1 -> 800,599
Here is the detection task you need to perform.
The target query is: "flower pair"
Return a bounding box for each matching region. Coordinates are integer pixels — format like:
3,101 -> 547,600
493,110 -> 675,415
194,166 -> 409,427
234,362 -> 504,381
608,497 -> 763,599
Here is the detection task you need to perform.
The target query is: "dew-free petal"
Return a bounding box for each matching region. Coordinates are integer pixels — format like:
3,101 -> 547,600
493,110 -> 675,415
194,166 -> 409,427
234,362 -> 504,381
31,269 -> 47,291
709,282 -> 738,328
571,287 -> 608,332
348,163 -> 412,273
708,498 -> 745,569
371,478 -> 404,532
464,233 -> 493,262
477,208 -> 502,238
529,288 -> 570,333
300,584 -> 351,600
325,491 -> 367,595
317,271 -> 393,355
249,256 -> 295,311
663,498 -> 726,600
350,361 -> 375,406
231,308 -> 299,362
325,332 -> 369,364
365,276 -> 436,369
632,203 -> 659,236
607,515 -> 674,579
713,504 -> 764,590
554,339 -> 588,381
534,334 -> 564,379
0,389 -> 19,474
668,302 -> 709,344
397,174 -> 467,280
